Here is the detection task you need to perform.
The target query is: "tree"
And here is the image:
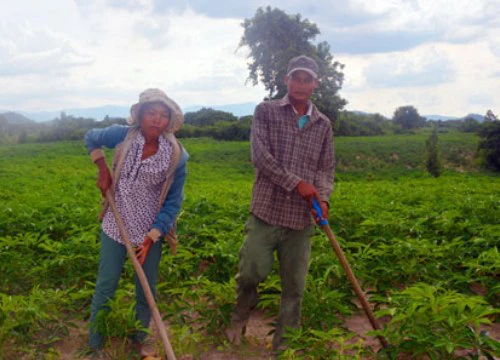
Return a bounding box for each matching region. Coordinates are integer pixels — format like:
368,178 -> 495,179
334,111 -> 387,136
392,105 -> 425,130
425,127 -> 441,177
484,109 -> 498,122
239,6 -> 346,122
477,120 -> 500,171
460,117 -> 480,133
184,108 -> 237,126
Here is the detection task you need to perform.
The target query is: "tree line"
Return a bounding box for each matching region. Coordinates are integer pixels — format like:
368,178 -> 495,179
1,105 -> 495,141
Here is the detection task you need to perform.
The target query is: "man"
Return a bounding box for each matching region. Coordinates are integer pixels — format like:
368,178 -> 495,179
225,55 -> 335,351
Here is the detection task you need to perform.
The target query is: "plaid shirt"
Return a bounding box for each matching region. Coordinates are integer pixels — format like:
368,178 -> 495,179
250,95 -> 335,230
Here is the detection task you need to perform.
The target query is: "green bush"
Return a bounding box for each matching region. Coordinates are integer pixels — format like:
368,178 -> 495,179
477,121 -> 500,171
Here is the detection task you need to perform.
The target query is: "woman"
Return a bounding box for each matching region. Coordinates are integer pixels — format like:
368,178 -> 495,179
84,88 -> 188,357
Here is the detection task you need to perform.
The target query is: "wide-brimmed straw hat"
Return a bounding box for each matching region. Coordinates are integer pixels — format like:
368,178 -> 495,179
128,88 -> 184,133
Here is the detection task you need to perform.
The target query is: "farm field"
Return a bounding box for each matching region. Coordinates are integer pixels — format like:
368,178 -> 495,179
0,132 -> 499,359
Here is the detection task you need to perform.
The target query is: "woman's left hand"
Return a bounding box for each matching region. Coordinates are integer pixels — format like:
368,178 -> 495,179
135,236 -> 153,265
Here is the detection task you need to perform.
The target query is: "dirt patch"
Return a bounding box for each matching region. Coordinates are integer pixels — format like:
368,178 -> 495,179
53,308 -> 499,359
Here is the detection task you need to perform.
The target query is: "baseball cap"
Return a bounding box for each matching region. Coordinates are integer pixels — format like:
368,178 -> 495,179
286,55 -> 319,79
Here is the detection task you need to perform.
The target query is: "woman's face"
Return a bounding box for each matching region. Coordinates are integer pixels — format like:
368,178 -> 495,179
140,102 -> 170,139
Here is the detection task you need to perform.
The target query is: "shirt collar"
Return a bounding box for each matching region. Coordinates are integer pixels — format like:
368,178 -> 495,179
279,94 -> 313,117
135,131 -> 168,154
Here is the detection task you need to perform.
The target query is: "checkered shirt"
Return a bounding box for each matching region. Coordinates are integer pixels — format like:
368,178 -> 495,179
250,95 -> 335,230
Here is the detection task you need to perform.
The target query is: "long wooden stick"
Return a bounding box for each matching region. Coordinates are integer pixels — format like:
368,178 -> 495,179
320,224 -> 389,349
106,192 -> 176,360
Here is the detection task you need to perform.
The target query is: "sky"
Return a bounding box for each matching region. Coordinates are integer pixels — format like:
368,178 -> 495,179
0,0 -> 498,118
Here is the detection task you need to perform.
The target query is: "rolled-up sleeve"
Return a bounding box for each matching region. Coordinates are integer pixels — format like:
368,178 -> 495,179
84,125 -> 130,162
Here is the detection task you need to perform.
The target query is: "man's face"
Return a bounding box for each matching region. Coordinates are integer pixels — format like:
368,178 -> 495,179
285,70 -> 318,103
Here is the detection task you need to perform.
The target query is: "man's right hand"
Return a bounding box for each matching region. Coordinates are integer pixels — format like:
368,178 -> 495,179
295,180 -> 319,204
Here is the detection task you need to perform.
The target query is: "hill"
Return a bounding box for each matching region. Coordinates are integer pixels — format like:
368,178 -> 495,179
8,102 -> 258,122
424,114 -> 459,121
424,113 -> 484,122
463,113 -> 484,121
0,111 -> 36,124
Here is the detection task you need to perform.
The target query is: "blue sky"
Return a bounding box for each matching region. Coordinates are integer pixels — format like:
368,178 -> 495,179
0,0 -> 498,117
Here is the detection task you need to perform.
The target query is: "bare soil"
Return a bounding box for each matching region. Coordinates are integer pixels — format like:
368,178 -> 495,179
54,309 -> 499,360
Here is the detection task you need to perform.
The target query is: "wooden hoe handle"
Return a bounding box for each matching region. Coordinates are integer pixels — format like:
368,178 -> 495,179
106,192 -> 177,360
322,225 -> 389,349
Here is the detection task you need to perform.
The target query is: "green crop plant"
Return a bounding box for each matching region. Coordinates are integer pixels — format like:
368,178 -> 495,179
464,246 -> 500,306
0,287 -> 75,358
0,135 -> 498,357
373,283 -> 499,359
92,287 -> 148,356
280,327 -> 369,359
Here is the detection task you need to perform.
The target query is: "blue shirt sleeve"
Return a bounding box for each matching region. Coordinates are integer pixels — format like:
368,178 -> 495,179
84,125 -> 131,153
151,152 -> 188,236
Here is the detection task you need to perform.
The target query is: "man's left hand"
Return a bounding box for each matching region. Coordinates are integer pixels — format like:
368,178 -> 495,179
312,200 -> 329,223
135,236 -> 153,265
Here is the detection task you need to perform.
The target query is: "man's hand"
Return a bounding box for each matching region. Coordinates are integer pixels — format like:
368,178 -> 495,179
312,201 -> 329,224
135,236 -> 153,265
295,181 -> 319,204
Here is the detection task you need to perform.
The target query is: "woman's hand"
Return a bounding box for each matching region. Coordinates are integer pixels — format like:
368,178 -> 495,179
136,236 -> 153,265
95,158 -> 112,197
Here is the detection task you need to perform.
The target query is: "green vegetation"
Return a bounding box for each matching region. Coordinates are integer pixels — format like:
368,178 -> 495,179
392,105 -> 425,130
0,133 -> 499,358
477,120 -> 500,171
425,127 -> 442,177
184,107 -> 238,126
2,107 -> 498,146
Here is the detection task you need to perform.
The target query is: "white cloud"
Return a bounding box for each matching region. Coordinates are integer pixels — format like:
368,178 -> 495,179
341,40 -> 499,117
363,46 -> 456,88
0,21 -> 93,76
0,0 -> 498,117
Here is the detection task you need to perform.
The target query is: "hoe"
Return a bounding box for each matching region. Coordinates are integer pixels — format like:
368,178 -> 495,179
312,198 -> 389,349
107,191 -> 176,360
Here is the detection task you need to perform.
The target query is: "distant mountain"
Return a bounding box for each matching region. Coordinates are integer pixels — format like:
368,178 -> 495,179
3,105 -> 485,123
7,102 -> 257,122
462,113 -> 484,122
15,105 -> 129,122
0,111 -> 36,124
424,113 -> 484,122
424,114 -> 459,121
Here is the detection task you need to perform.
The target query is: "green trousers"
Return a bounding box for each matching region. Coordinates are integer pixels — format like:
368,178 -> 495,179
88,231 -> 163,349
231,215 -> 313,349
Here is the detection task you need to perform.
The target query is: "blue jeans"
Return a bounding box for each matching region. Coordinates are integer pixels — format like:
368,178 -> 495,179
88,231 -> 163,349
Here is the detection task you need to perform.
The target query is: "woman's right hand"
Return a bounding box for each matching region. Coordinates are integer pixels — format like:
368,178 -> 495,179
95,158 -> 112,197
